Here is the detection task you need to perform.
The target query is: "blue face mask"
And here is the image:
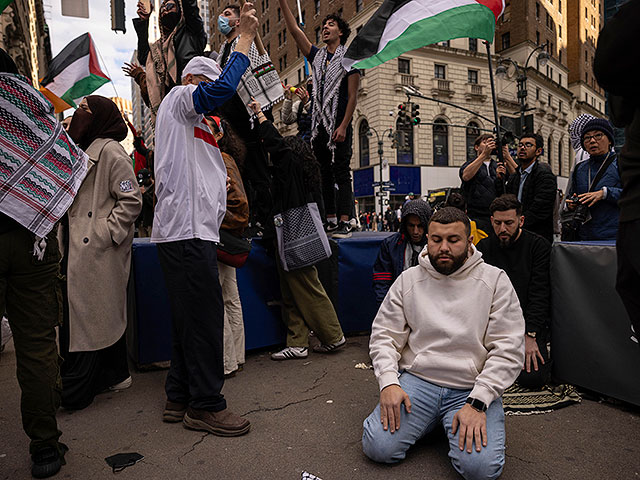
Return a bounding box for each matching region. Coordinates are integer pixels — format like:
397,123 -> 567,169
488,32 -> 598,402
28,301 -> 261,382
217,15 -> 233,35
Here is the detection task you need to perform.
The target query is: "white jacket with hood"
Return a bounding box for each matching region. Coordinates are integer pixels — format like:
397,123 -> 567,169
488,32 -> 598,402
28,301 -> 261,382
369,245 -> 525,407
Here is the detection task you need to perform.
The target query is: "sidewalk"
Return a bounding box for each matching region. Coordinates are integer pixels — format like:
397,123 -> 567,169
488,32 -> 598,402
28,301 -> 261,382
1,335 -> 639,479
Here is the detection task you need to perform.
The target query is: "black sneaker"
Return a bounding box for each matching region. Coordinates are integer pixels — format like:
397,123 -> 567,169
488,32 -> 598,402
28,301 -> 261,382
332,221 -> 353,239
325,220 -> 338,234
32,444 -> 68,479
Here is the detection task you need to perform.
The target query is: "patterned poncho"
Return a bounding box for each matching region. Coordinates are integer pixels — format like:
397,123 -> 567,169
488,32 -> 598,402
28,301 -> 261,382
0,73 -> 88,238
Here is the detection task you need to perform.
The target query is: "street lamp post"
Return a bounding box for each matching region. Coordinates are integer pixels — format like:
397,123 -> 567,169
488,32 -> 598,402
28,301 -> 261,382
367,126 -> 385,216
496,42 -> 550,136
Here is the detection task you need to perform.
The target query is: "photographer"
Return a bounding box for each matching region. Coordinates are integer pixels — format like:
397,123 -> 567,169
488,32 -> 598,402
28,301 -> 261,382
460,134 -> 515,233
564,118 -> 621,241
136,168 -> 155,238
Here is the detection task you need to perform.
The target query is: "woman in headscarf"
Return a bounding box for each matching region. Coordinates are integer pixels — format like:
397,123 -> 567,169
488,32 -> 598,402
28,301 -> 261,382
565,118 -> 622,241
61,95 -> 142,410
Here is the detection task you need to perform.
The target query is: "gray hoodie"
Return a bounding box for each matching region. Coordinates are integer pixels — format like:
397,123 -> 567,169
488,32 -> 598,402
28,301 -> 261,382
369,245 -> 525,406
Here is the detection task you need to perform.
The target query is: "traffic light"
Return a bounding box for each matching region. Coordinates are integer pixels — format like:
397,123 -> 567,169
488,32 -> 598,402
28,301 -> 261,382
397,103 -> 408,126
391,131 -> 398,149
111,0 -> 126,33
411,103 -> 420,125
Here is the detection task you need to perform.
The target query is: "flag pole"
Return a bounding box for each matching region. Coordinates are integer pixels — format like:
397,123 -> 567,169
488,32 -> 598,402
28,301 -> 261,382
484,40 -> 506,193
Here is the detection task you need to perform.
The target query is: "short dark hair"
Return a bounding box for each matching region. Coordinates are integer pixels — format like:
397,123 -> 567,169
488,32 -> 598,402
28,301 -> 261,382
520,132 -> 544,150
224,4 -> 241,16
490,194 -> 522,216
322,14 -> 351,45
443,192 -> 467,212
429,207 -> 471,237
474,133 -> 493,148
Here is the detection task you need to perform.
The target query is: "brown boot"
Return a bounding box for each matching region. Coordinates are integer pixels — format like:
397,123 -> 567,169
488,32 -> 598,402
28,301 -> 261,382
163,400 -> 187,423
183,407 -> 250,436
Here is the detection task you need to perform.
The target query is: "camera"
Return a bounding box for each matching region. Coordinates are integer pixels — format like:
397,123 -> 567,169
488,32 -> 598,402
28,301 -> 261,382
137,168 -> 151,187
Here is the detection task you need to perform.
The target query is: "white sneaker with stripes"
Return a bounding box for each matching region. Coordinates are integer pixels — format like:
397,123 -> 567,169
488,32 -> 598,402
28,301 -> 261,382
313,336 -> 346,353
271,346 -> 308,361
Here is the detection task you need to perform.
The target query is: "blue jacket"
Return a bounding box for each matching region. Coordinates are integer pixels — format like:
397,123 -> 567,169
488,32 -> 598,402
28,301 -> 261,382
372,232 -> 407,305
568,154 -> 622,240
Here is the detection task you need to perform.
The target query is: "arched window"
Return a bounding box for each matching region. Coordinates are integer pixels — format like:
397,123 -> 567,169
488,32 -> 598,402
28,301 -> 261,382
359,120 -> 370,167
466,121 -> 481,162
547,136 -> 553,166
396,118 -> 414,164
558,140 -> 563,176
433,119 -> 449,166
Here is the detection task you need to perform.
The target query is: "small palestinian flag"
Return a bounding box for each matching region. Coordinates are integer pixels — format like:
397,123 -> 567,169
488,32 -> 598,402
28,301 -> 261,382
342,0 -> 505,70
39,33 -> 110,113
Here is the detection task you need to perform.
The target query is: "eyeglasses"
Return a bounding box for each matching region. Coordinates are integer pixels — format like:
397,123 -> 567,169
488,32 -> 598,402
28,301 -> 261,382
583,132 -> 605,143
518,142 -> 535,149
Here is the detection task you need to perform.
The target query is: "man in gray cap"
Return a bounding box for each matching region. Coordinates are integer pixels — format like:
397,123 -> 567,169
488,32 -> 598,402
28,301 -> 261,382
151,2 -> 258,437
373,200 -> 432,306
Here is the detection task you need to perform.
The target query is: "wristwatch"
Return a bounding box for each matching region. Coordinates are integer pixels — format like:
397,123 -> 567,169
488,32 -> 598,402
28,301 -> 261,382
526,331 -> 537,339
465,397 -> 488,412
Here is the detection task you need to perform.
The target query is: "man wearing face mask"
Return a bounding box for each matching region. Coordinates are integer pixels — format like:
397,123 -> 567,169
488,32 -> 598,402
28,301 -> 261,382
505,133 -> 557,243
132,0 -> 207,117
151,3 -> 259,436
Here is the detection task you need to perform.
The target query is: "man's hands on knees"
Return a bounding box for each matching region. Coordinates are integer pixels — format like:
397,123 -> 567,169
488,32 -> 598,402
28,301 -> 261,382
379,384 -> 411,434
452,404 -> 487,453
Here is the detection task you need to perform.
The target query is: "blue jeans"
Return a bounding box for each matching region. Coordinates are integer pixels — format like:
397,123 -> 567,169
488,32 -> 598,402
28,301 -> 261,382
362,372 -> 505,480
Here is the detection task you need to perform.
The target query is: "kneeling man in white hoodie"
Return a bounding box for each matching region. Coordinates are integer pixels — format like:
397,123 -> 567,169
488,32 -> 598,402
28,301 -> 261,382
363,207 -> 525,480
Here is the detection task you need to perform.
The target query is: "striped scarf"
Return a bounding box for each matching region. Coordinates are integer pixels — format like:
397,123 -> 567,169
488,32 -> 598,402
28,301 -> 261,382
0,73 -> 88,242
310,44 -> 347,151
218,37 -> 284,118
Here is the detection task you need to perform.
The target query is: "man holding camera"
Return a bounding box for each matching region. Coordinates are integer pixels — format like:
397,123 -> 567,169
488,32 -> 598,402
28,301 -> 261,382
477,195 -> 552,389
505,133 -> 557,243
460,134 -> 514,233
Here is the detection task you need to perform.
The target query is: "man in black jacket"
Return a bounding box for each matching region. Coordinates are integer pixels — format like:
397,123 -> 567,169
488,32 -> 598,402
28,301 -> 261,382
594,0 -> 640,349
477,194 -> 551,388
459,134 -> 509,233
505,133 -> 557,243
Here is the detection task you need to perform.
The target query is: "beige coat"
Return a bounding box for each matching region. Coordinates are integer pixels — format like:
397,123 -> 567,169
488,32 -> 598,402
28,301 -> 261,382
66,138 -> 142,352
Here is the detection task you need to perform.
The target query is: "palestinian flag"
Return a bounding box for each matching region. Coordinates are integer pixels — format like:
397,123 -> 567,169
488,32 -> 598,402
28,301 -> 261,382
39,33 -> 110,113
0,0 -> 14,14
342,0 -> 505,70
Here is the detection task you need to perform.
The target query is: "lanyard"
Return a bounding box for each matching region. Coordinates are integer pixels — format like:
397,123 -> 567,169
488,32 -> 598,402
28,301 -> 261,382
588,152 -> 611,191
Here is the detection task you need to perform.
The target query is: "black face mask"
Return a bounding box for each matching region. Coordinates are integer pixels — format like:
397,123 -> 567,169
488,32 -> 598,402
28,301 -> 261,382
67,108 -> 92,147
161,11 -> 180,31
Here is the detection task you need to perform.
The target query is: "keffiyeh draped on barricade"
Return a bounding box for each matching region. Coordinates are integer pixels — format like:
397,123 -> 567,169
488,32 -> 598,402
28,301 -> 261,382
0,73 -> 88,242
218,37 -> 284,117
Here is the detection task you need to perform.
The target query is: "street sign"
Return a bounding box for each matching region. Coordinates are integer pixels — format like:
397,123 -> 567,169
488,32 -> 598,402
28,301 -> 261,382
382,181 -> 394,186
382,186 -> 396,192
376,192 -> 387,197
371,181 -> 381,187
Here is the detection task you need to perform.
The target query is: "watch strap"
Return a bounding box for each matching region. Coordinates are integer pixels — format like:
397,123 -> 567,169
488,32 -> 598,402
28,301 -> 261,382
466,397 -> 488,412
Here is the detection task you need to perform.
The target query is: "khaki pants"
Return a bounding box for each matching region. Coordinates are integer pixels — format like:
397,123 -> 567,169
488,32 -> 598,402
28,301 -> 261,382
138,225 -> 152,238
0,227 -> 64,455
276,258 -> 343,348
218,261 -> 245,374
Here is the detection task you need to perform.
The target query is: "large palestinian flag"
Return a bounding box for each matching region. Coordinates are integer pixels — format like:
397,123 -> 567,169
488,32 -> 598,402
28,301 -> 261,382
342,0 -> 505,70
39,33 -> 110,113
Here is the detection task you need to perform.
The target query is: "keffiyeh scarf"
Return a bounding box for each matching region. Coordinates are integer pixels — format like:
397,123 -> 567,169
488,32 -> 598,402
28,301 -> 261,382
219,37 -> 284,117
0,73 -> 88,249
310,44 -> 347,152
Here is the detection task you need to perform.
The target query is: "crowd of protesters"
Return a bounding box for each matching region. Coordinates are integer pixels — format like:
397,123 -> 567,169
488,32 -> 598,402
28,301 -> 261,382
0,0 -> 637,478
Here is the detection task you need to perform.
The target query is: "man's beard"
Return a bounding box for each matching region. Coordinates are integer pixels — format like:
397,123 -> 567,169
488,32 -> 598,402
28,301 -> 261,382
498,228 -> 520,248
428,248 -> 468,275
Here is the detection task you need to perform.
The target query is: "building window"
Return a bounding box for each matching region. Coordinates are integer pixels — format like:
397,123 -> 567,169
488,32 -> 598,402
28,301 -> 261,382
301,10 -> 305,24
558,0 -> 562,11
297,68 -> 301,83
279,58 -> 283,71
559,51 -> 562,63
278,32 -> 282,46
469,38 -> 477,52
262,24 -> 266,37
356,0 -> 363,13
396,119 -> 414,164
283,54 -> 287,68
441,40 -> 450,47
558,100 -> 563,112
547,136 -> 553,165
315,0 -> 320,14
536,87 -> 540,100
536,31 -> 540,45
536,2 -> 540,18
546,13 -> 551,29
283,30 -> 287,43
559,25 -> 562,38
398,58 -> 410,74
550,42 -> 554,56
466,122 -> 481,162
548,94 -> 552,107
315,27 -> 321,44
277,7 -> 281,21
585,7 -> 588,18
433,119 -> 449,166
266,19 -> 270,32
359,120 -> 370,167
434,64 -> 446,79
468,69 -> 478,84
558,140 -> 563,175
501,32 -> 510,50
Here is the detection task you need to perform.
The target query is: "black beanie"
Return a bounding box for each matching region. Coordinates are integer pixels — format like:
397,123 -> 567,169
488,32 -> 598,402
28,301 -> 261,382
0,48 -> 18,74
580,118 -> 615,149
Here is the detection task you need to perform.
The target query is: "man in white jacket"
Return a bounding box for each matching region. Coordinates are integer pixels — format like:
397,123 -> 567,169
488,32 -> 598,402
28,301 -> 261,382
362,207 -> 525,480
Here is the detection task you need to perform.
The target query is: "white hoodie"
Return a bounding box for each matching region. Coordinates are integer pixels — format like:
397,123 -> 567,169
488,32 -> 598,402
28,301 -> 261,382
369,245 -> 525,407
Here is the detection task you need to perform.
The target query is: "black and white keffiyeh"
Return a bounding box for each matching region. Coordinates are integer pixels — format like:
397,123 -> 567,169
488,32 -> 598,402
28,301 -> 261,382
569,114 -> 596,151
310,44 -> 347,151
218,38 -> 284,117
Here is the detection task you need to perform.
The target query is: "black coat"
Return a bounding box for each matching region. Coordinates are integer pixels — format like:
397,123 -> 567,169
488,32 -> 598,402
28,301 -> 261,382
133,0 -> 207,84
459,158 -> 505,220
505,161 -> 557,243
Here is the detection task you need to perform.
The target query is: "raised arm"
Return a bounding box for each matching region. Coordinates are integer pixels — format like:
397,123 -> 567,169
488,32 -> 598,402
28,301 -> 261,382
277,0 -> 312,57
181,0 -> 207,44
